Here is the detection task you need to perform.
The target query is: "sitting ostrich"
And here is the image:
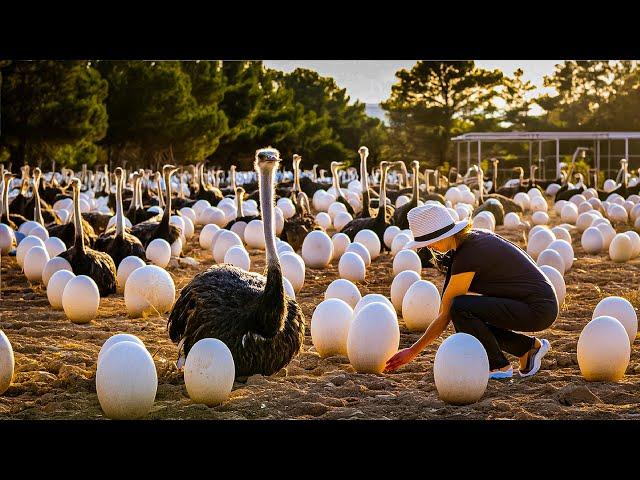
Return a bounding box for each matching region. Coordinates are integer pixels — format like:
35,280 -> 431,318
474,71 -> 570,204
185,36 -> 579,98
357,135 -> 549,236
168,147 -> 305,378
58,178 -> 116,296
93,167 -> 146,267
340,161 -> 394,250
1,172 -> 28,229
130,165 -> 181,248
393,160 -> 421,229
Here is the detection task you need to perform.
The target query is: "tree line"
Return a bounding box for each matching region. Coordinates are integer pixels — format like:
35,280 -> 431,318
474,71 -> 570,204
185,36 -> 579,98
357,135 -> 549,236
1,60 -> 639,172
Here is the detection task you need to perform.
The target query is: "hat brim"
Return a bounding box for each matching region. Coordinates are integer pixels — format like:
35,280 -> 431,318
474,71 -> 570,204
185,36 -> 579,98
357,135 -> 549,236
405,220 -> 469,250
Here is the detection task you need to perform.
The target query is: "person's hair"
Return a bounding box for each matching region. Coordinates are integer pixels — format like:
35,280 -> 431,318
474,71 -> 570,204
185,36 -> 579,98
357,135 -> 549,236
453,222 -> 473,246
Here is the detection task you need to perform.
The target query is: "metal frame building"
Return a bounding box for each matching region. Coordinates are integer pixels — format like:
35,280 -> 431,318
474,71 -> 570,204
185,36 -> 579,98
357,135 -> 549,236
451,132 -> 640,179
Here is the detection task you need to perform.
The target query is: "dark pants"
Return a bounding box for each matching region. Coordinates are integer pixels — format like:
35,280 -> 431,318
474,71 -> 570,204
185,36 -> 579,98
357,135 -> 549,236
450,295 -> 558,370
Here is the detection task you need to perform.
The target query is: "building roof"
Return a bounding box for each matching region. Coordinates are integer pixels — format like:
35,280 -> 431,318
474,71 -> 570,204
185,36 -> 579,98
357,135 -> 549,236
452,132 -> 640,142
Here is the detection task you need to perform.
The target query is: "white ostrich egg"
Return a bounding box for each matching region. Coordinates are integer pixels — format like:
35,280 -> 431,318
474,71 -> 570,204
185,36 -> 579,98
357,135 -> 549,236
624,230 -> 640,258
345,242 -> 371,267
546,183 -> 561,197
301,230 -> 333,268
347,302 -> 400,374
184,338 -> 235,406
325,278 -> 361,309
603,179 -> 617,192
504,212 -> 521,230
16,235 -> 45,268
169,215 -> 185,235
434,333 -> 489,405
277,198 -> 296,219
444,187 -> 462,205
551,226 -> 572,244
537,248 -> 565,275
384,226 -> 401,249
213,230 -> 243,264
391,233 -> 412,256
18,220 -> 40,235
0,331 -> 14,395
311,298 -> 354,357
530,196 -> 548,213
327,201 -> 347,221
179,207 -> 197,224
42,256 -> 73,287
333,212 -> 353,232
96,341 -> 157,419
170,237 -> 183,257
577,202 -> 593,215
576,212 -> 597,232
146,238 -> 172,268
609,233 -> 633,263
0,224 -> 15,254
125,265 -> 175,318
581,227 -> 604,254
46,269 -> 76,309
280,252 -> 305,293
395,195 -> 410,208
560,202 -> 579,224
401,280 -> 441,331
596,223 -> 616,250
244,219 -> 265,249
283,277 -> 296,299
23,245 -> 50,282
62,275 -> 100,324
44,236 -> 66,258
116,255 -> 146,293
554,200 -> 568,215
539,265 -> 565,307
392,249 -> 421,277
390,270 -> 421,313
569,194 -> 587,206
527,229 -> 555,260
182,216 -> 195,239
447,207 -> 461,221
199,223 -> 220,249
354,229 -> 381,260
593,296 -> 638,345
315,212 -> 332,230
28,225 -> 49,242
354,294 -> 395,318
577,316 -> 630,381
532,211 -> 549,226
98,334 -> 145,367
200,206 -> 227,228
224,245 -> 251,271
548,239 -> 574,271
513,192 -> 531,211
107,215 -> 132,231
338,251 -> 366,283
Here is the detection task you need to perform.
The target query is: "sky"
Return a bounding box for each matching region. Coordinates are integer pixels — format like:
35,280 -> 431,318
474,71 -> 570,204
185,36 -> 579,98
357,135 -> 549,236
263,60 -> 562,105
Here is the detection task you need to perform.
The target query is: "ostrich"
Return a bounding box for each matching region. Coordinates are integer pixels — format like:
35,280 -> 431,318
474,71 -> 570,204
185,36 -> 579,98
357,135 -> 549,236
340,161 -> 393,249
172,169 -> 196,210
168,147 -> 305,378
329,161 -> 355,215
355,146 -> 374,219
422,168 -> 446,204
555,173 -> 586,202
130,165 -> 181,248
29,168 -> 61,226
473,166 -> 522,215
58,178 -> 116,296
472,168 -> 505,225
224,187 -> 260,230
1,172 -> 28,229
93,168 -> 146,267
281,191 -> 321,252
393,160 -> 421,229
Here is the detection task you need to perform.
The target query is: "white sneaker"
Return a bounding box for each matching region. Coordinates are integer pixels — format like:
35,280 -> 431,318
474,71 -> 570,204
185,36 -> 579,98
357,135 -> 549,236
519,338 -> 550,377
489,366 -> 513,379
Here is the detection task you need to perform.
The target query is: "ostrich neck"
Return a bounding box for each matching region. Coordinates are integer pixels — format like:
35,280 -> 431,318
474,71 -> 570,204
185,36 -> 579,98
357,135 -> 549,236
2,178 -> 8,219
157,177 -> 165,208
411,166 -> 419,206
105,168 -> 111,193
162,170 -> 172,224
293,161 -> 301,193
115,175 -> 124,237
377,167 -> 388,220
493,163 -> 498,188
34,176 -> 44,225
424,170 -> 430,192
236,191 -> 244,217
332,167 -> 340,194
259,166 -> 279,268
73,186 -> 85,252
360,154 -> 370,213
179,174 -> 185,199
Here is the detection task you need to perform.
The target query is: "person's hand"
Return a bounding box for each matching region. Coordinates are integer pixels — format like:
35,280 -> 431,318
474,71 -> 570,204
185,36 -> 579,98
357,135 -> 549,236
385,347 -> 418,372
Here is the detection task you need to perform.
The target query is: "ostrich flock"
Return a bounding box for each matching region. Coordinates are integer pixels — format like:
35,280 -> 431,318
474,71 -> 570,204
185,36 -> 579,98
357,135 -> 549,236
0,145 -> 639,417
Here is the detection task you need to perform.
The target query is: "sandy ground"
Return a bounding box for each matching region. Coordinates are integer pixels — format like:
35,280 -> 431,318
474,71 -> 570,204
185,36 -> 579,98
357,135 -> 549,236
2,207 -> 640,420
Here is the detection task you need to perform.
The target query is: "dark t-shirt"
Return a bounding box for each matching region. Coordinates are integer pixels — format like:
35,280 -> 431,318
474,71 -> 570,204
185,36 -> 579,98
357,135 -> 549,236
445,229 -> 556,302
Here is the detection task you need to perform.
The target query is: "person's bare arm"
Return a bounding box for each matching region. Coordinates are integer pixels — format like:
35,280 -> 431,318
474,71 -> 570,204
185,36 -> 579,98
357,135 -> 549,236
385,271 -> 475,371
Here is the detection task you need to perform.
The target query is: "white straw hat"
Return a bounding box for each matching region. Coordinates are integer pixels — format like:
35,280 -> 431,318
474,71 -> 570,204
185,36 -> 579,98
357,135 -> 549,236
405,204 -> 469,249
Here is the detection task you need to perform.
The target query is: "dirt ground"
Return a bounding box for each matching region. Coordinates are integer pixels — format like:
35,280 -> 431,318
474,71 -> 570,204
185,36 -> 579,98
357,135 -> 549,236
2,207 -> 640,420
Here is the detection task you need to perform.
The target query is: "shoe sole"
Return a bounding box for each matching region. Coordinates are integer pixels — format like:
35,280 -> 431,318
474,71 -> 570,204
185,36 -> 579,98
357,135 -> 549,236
489,368 -> 513,380
519,339 -> 550,377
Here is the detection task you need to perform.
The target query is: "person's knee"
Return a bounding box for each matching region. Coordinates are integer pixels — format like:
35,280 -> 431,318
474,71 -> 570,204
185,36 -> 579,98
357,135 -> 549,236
450,296 -> 470,328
